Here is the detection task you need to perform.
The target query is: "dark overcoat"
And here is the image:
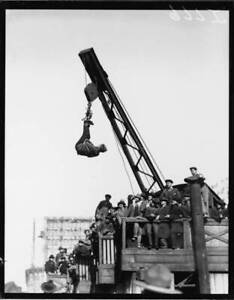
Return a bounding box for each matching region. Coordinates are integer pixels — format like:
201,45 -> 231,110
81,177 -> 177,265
158,205 -> 171,238
160,187 -> 181,204
170,204 -> 184,233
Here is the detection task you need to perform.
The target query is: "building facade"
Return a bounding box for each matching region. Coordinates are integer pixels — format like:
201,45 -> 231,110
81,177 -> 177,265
42,217 -> 92,260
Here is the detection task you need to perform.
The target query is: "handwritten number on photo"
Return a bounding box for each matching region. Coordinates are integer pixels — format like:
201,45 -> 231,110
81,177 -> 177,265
169,5 -> 181,22
169,7 -> 227,24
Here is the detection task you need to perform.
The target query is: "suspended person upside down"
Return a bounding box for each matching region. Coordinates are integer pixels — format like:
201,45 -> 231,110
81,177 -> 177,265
75,120 -> 107,158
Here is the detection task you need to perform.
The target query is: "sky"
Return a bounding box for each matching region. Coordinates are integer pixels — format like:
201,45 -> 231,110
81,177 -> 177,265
5,10 -> 229,289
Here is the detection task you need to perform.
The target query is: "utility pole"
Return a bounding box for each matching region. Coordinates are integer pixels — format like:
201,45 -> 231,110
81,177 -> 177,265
184,175 -> 210,294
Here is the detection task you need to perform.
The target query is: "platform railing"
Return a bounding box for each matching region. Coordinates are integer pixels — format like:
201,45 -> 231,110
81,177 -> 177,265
98,233 -> 115,265
121,217 -> 228,250
77,262 -> 90,281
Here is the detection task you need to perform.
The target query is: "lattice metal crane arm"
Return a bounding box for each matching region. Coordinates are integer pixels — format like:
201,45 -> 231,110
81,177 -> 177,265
79,48 -> 165,194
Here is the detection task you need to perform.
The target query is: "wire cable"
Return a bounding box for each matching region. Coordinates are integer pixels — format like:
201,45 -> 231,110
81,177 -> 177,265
124,130 -> 151,188
108,79 -> 165,183
113,102 -> 153,190
112,127 -> 135,195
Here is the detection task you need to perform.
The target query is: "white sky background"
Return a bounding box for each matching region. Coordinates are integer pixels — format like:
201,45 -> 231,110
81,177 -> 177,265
5,10 -> 228,289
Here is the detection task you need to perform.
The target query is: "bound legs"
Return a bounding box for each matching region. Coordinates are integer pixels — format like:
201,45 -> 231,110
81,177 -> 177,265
76,122 -> 91,145
75,121 -> 107,156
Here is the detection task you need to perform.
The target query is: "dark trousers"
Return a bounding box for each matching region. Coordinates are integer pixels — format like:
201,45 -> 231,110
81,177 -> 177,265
72,280 -> 79,293
145,223 -> 159,248
171,222 -> 183,249
171,232 -> 183,249
77,124 -> 90,145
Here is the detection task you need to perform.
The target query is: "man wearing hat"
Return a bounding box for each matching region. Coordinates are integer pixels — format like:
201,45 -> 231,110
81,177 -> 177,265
58,256 -> 69,275
189,167 -> 209,218
143,200 -> 160,250
95,194 -> 113,221
127,195 -> 144,247
170,199 -> 188,249
41,279 -> 65,293
160,179 -> 181,205
44,254 -> 57,274
55,246 -> 65,266
100,213 -> 115,235
158,199 -> 171,248
127,194 -> 134,208
134,264 -> 181,294
115,200 -> 127,225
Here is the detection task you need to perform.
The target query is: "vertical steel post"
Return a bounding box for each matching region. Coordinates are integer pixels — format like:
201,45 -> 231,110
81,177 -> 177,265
184,176 -> 210,294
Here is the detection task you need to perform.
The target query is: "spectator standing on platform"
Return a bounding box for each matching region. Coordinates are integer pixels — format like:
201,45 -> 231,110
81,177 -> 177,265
181,197 -> 191,218
189,167 -> 209,218
95,194 -> 113,221
100,213 -> 115,235
210,203 -> 225,222
115,200 -> 127,225
158,199 -> 171,248
160,179 -> 181,205
44,255 -> 57,274
128,195 -> 144,248
140,194 -> 152,214
170,199 -> 186,249
144,201 -> 160,250
127,194 -> 134,208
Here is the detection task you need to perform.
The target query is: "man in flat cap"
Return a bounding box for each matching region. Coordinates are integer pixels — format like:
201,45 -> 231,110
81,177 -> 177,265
115,200 -> 127,225
44,254 -> 57,274
158,199 -> 171,248
41,279 -> 65,293
134,264 -> 182,294
95,194 -> 113,221
159,179 -> 181,205
55,246 -> 65,267
127,195 -> 144,248
189,167 -> 209,218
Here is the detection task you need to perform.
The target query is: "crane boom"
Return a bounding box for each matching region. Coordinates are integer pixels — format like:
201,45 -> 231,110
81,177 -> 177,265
79,48 -> 164,193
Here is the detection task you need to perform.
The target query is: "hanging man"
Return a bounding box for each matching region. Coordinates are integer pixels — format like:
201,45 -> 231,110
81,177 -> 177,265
75,82 -> 107,158
75,119 -> 107,158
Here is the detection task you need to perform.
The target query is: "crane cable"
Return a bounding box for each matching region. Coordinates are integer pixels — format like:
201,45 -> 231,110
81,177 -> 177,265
112,91 -> 162,191
112,104 -> 152,189
124,127 -> 152,188
111,127 -> 135,195
109,79 -> 166,183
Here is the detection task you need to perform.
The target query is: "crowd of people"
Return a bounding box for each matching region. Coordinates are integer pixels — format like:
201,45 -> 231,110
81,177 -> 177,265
43,167 -> 228,292
92,167 -> 228,250
44,229 -> 93,293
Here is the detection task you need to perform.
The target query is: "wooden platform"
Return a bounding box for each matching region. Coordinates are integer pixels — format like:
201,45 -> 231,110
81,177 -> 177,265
121,247 -> 228,272
97,218 -> 228,287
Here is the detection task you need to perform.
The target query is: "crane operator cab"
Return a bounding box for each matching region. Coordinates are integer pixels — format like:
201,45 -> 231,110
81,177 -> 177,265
75,83 -> 107,158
